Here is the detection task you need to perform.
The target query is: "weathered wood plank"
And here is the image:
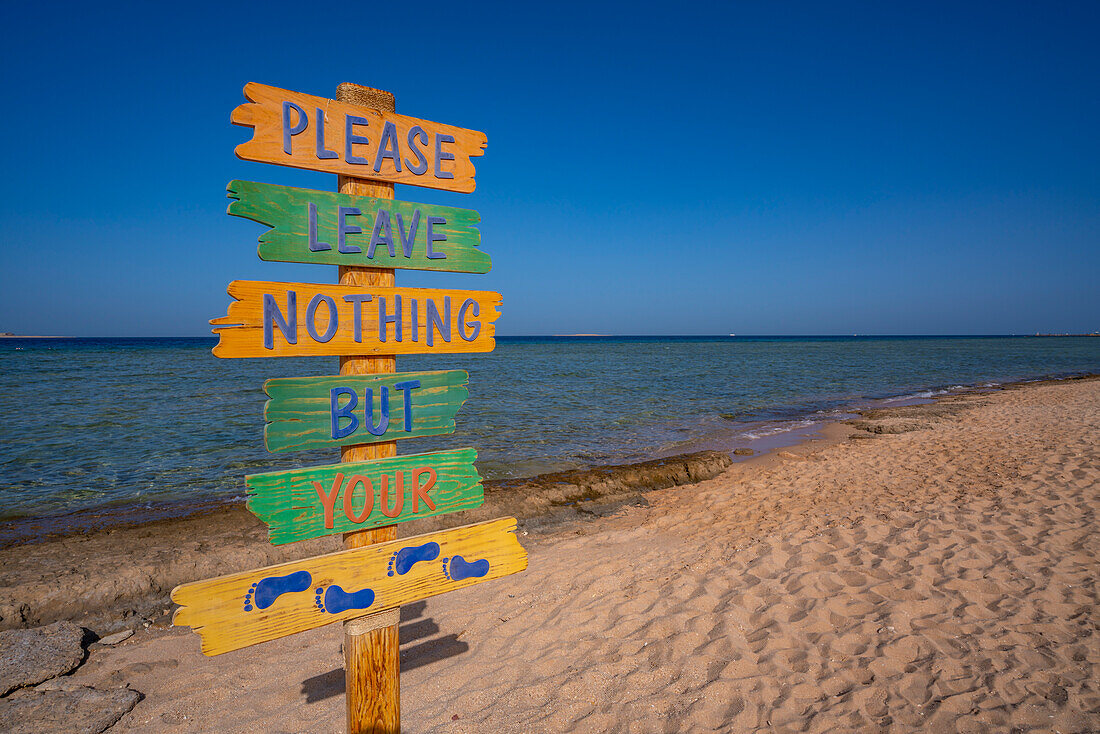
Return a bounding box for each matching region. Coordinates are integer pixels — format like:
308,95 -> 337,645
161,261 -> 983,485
210,281 -> 500,358
264,370 -> 468,453
245,448 -> 483,545
227,180 -> 490,273
231,83 -> 487,193
172,517 -> 527,656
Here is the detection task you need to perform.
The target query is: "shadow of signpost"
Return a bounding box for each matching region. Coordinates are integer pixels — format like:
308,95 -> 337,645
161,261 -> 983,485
301,668 -> 344,704
399,634 -> 469,673
400,618 -> 441,641
401,601 -> 428,622
301,600 -> 469,703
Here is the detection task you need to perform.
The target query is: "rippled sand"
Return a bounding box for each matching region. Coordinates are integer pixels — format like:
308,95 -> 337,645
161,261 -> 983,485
74,378 -> 1098,732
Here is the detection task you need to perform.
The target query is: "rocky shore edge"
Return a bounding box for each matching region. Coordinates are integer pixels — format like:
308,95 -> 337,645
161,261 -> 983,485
0,621 -> 141,733
0,450 -> 732,634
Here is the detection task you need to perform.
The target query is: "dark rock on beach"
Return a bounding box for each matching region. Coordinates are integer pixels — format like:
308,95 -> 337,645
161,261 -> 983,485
95,629 -> 134,647
489,450 -> 734,511
0,685 -> 141,734
485,450 -> 733,531
733,448 -> 755,456
846,399 -> 976,435
0,621 -> 86,695
847,418 -> 931,434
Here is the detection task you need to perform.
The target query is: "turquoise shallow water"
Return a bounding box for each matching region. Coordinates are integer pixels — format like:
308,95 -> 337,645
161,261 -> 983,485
0,335 -> 1097,525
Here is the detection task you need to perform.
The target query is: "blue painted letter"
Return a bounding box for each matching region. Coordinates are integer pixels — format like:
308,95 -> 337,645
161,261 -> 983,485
308,203 -> 331,251
345,115 -> 370,165
426,296 -> 451,346
459,299 -> 481,341
330,387 -> 359,439
342,294 -> 372,343
368,210 -> 395,258
263,291 -> 297,349
434,134 -> 455,179
374,121 -> 402,172
393,380 -> 421,431
282,101 -> 307,155
378,296 -> 402,342
338,207 -> 363,253
426,216 -> 447,259
396,210 -> 420,258
305,294 -> 338,343
365,387 -> 390,436
405,126 -> 429,175
315,108 -> 337,159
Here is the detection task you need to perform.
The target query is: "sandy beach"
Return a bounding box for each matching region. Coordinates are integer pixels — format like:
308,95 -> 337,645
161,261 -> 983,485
4,4 -> 1097,732
3,376 -> 1097,732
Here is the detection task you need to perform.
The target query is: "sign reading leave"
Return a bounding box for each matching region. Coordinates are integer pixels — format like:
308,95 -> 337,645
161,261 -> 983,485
232,83 -> 487,192
227,181 -> 490,273
211,281 -> 501,358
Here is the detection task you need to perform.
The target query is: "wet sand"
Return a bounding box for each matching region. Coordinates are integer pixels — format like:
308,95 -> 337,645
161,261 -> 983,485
14,377 -> 1100,731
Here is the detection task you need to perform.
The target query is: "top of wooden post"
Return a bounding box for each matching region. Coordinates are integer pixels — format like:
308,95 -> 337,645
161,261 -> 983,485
335,82 -> 397,288
335,83 -> 395,113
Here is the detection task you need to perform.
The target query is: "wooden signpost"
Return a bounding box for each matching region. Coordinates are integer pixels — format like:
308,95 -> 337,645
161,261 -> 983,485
172,81 -> 524,734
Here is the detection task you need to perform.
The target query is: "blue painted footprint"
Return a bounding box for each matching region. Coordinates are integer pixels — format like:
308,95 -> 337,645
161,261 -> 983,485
442,555 -> 490,581
386,541 -> 441,577
243,570 -> 312,611
314,585 -> 377,614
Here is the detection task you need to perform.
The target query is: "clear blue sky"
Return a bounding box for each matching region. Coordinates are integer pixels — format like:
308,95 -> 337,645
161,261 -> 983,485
1,1 -> 1097,336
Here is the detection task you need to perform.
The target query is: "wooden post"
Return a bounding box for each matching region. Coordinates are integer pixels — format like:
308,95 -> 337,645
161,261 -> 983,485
335,82 -> 400,734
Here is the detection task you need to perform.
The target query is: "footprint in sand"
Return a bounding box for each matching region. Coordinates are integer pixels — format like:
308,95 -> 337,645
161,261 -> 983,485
243,570 -> 312,611
386,542 -> 441,577
314,585 -> 376,614
442,555 -> 490,581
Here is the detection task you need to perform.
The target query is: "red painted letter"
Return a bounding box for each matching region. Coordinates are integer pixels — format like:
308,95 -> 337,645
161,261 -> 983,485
379,472 -> 405,518
312,472 -> 344,529
343,475 -> 374,523
412,467 -> 437,513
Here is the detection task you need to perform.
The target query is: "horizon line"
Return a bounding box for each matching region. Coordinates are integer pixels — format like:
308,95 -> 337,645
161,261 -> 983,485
3,333 -> 1097,340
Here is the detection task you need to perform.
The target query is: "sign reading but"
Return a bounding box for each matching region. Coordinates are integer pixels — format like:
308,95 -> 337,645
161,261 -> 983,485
263,370 -> 469,452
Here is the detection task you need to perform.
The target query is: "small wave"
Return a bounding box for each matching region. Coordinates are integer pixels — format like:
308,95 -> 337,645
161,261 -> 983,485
912,389 -> 949,399
879,387 -> 951,405
738,419 -> 817,440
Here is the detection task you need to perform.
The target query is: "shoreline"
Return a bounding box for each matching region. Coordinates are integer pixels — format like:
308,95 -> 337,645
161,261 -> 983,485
6,365 -> 1096,731
2,369 -> 1096,549
0,451 -> 734,631
1,373 -> 1095,634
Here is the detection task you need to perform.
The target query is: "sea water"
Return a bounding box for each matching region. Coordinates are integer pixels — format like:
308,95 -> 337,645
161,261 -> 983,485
1,336 -> 1097,529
